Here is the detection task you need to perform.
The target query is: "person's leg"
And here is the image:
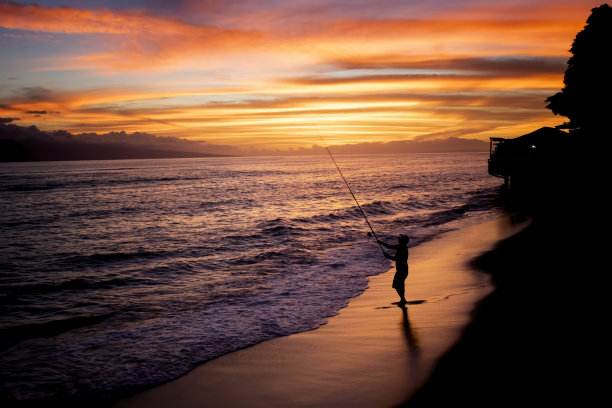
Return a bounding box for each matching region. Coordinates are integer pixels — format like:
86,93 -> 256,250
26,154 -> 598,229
395,283 -> 407,304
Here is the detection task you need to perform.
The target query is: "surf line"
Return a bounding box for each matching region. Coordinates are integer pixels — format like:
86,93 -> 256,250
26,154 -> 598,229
318,135 -> 385,255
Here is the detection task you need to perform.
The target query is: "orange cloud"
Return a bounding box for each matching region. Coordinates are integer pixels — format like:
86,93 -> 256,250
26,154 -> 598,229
0,1 -> 599,149
0,1 -> 265,71
0,2 -> 241,36
0,1 -> 583,72
0,69 -> 564,148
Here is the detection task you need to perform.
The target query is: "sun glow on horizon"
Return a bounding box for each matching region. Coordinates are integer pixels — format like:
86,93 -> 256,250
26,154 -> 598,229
0,0 -> 603,152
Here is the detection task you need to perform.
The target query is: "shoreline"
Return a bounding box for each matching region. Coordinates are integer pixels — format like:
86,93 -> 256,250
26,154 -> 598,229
116,215 -> 524,408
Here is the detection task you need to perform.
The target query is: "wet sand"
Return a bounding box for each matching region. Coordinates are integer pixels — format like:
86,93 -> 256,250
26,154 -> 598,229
116,216 -> 524,408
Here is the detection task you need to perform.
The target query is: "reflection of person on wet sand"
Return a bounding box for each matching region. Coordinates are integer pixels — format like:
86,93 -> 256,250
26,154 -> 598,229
399,303 -> 419,351
378,235 -> 409,305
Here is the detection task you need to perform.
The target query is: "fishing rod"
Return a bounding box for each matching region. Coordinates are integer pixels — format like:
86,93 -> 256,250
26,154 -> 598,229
320,138 -> 385,256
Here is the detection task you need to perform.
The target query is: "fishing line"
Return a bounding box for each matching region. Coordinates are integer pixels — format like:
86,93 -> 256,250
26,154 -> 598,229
318,133 -> 385,255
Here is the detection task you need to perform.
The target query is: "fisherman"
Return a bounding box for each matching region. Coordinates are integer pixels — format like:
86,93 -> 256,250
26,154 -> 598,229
378,235 -> 410,305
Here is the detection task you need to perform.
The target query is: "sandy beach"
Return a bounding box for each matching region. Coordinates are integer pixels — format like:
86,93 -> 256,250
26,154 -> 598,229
116,216 -> 524,408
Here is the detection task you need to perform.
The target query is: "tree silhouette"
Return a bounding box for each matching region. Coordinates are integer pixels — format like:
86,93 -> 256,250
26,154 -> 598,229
546,4 -> 612,135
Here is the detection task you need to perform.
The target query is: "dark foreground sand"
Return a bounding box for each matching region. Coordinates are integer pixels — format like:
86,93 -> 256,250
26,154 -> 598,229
404,211 -> 606,406
116,217 -> 525,408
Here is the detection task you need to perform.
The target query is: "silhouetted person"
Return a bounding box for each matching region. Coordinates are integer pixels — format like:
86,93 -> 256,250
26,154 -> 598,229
378,235 -> 410,305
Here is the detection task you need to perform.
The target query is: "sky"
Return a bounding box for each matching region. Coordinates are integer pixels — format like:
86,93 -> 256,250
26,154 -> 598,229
0,0 -> 604,153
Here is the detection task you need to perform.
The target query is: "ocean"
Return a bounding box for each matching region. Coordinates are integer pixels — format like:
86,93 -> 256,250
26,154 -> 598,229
0,153 -> 502,404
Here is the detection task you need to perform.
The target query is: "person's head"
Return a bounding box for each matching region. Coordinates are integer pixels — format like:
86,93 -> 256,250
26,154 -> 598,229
398,235 -> 410,244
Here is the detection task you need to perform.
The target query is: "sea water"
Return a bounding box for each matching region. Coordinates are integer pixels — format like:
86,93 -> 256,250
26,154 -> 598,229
0,153 -> 502,403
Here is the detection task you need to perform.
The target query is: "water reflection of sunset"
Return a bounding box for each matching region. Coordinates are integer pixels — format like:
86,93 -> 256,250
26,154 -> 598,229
0,0 -> 602,152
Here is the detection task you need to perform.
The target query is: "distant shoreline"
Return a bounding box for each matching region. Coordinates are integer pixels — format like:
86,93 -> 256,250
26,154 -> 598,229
1,122 -> 489,162
0,150 -> 493,163
0,142 -> 234,162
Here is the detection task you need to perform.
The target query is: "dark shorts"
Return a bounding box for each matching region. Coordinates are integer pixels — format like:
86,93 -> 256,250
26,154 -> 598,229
392,269 -> 408,289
